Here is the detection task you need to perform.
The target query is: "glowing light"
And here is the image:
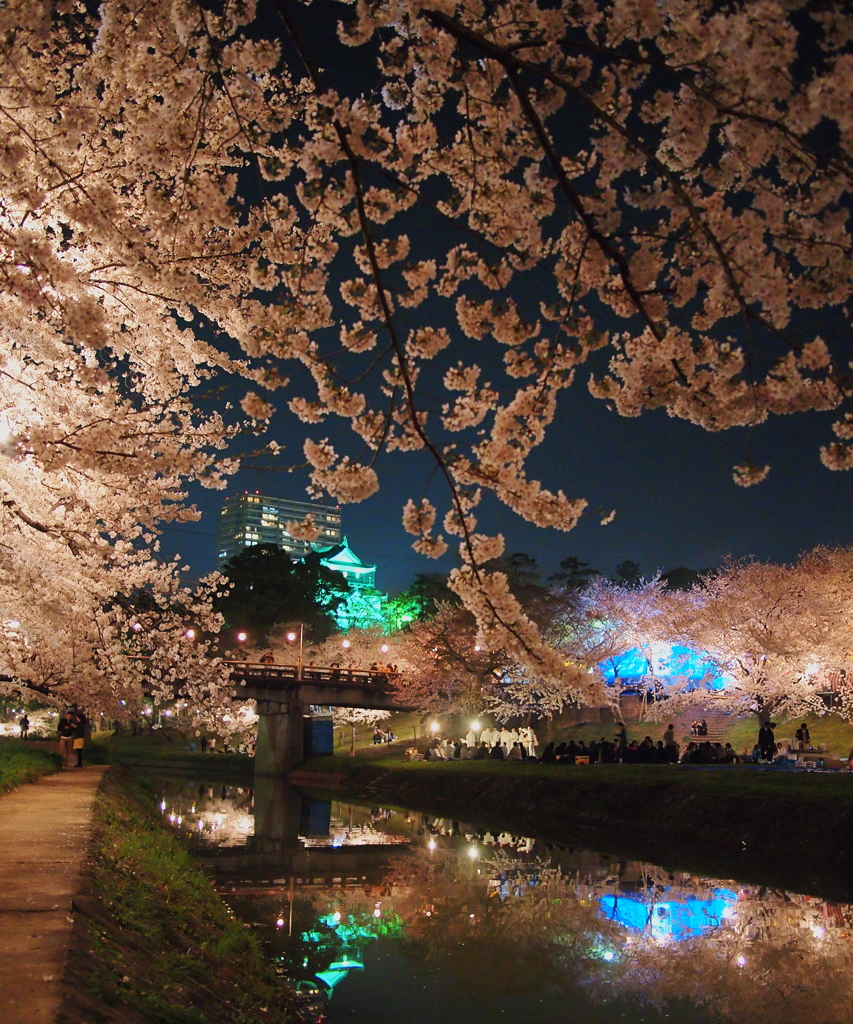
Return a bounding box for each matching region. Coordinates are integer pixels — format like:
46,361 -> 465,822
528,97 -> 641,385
185,629 -> 195,639
428,838 -> 436,850
467,845 -> 478,860
287,632 -> 296,642
380,644 -> 389,653
341,639 -> 351,648
373,908 -> 381,918
332,911 -> 341,923
132,623 -> 142,632
430,721 -> 439,733
602,950 -> 615,962
237,632 -> 247,642
276,918 -> 285,928
160,800 -> 166,811
197,821 -> 204,831
472,720 -> 480,731
813,926 -> 825,938
474,645 -> 481,651
736,955 -> 747,967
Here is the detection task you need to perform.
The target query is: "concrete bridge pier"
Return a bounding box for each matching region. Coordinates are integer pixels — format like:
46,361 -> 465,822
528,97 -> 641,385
238,665 -> 413,776
254,695 -> 306,776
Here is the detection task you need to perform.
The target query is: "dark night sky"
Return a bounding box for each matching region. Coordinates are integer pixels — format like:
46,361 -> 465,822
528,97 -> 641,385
158,376 -> 853,595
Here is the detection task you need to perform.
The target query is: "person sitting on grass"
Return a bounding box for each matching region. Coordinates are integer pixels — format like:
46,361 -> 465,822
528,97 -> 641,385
598,739 -> 616,763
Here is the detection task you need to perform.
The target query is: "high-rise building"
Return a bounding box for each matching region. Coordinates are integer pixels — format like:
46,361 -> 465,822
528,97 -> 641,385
216,493 -> 342,564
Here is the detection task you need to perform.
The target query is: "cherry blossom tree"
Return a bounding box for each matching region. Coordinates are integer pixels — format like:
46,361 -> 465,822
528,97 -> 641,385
3,0 -> 852,712
670,547 -> 853,720
332,707 -> 392,755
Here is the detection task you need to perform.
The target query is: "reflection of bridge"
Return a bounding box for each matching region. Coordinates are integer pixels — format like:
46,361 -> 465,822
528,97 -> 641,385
196,780 -> 410,882
231,662 -> 414,775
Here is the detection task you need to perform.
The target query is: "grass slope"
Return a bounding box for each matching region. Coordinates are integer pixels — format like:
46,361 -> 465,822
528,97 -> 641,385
0,738 -> 61,795
59,769 -> 297,1024
101,732 -> 253,776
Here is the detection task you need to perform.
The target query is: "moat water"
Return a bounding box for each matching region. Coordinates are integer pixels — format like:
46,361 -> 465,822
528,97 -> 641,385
153,775 -> 853,1024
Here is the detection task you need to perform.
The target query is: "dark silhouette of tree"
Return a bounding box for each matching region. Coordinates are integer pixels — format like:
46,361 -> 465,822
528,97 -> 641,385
216,544 -> 348,643
613,560 -> 642,588
660,567 -> 707,591
549,556 -> 600,592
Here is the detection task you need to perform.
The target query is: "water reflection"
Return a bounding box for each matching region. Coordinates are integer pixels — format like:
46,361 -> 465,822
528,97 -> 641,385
154,777 -> 853,1024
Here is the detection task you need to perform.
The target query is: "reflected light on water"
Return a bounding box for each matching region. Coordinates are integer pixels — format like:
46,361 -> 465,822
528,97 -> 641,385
154,778 -> 853,1024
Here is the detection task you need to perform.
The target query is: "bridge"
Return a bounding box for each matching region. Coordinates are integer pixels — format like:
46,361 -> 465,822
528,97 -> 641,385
231,662 -> 414,775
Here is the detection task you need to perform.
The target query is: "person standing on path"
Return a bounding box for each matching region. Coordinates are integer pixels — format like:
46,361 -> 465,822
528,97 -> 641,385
57,711 -> 77,767
72,708 -> 87,767
18,714 -> 29,739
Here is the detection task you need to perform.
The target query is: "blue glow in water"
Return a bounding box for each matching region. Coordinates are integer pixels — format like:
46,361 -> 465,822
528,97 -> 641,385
599,889 -> 738,941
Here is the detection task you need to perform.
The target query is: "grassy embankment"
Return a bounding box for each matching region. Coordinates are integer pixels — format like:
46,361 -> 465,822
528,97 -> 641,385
0,737 -> 61,795
99,731 -> 253,775
60,768 -> 297,1024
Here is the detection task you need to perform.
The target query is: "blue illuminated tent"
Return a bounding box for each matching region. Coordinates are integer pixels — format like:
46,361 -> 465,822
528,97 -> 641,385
598,643 -> 731,691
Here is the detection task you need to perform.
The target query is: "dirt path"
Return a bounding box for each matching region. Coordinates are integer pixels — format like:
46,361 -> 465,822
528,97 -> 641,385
0,765 -> 107,1024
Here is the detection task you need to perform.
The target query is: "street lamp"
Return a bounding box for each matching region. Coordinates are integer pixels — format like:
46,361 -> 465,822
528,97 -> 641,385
286,624 -> 304,679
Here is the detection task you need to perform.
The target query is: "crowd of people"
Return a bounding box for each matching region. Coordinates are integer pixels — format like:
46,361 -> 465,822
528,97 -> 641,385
418,719 -> 844,769
423,725 -> 538,761
539,725 -> 683,765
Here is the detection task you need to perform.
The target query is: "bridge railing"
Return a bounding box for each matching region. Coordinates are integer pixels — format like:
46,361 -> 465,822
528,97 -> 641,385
230,661 -> 399,689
